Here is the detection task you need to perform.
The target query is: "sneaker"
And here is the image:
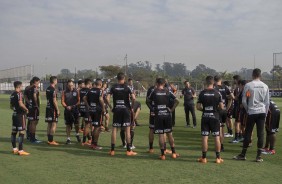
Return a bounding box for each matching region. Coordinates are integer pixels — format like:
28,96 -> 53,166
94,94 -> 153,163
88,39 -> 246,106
87,139 -> 92,144
109,150 -> 115,156
186,125 -> 191,128
238,137 -> 244,142
198,157 -> 207,163
256,156 -> 263,162
164,149 -> 172,155
81,142 -> 91,146
91,145 -> 103,150
171,153 -> 180,159
262,149 -> 276,155
159,155 -> 166,160
126,151 -> 138,156
215,158 -> 224,164
18,150 -> 30,156
229,139 -> 239,143
224,134 -> 234,138
123,145 -> 127,149
192,126 -> 196,129
131,145 -> 136,150
148,149 -> 154,154
30,140 -> 41,144
233,154 -> 246,161
66,139 -> 71,145
261,147 -> 269,152
12,148 -> 19,155
76,136 -> 81,143
48,141 -> 59,146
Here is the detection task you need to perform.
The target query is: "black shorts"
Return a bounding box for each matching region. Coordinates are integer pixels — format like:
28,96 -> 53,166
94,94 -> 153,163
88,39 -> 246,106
266,111 -> 280,133
86,111 -> 102,127
112,108 -> 131,127
12,114 -> 26,131
232,106 -> 240,122
45,108 -> 58,123
154,115 -> 172,134
64,109 -> 79,125
239,109 -> 248,126
219,110 -> 227,127
149,111 -> 155,129
201,117 -> 220,136
79,111 -> 87,118
27,107 -> 39,121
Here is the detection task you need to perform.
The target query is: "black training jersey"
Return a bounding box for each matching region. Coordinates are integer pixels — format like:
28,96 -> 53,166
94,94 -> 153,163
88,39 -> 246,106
86,88 -> 103,111
46,86 -> 57,109
182,87 -> 195,104
197,89 -> 223,119
149,88 -> 176,116
109,84 -> 132,109
79,87 -> 90,111
233,87 -> 240,107
25,85 -> 39,109
214,84 -> 231,107
10,91 -> 25,114
63,89 -> 79,106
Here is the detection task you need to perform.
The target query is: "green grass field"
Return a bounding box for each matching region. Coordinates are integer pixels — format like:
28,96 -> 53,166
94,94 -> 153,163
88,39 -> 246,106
0,94 -> 281,184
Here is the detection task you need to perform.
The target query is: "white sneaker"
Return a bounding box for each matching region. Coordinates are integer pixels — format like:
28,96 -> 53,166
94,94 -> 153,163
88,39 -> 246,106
123,145 -> 127,149
131,145 -> 136,150
224,134 -> 234,138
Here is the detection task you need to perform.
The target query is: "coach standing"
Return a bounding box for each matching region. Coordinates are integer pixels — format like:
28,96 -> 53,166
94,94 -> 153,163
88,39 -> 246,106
182,81 -> 197,128
234,68 -> 270,162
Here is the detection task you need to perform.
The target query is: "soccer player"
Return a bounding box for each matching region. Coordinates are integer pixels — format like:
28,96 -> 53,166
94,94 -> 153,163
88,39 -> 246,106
223,81 -> 234,138
106,72 -> 137,156
146,83 -> 156,153
84,79 -> 105,150
147,78 -> 179,160
262,99 -> 280,155
79,78 -> 92,145
197,76 -> 224,164
45,76 -> 60,145
61,80 -> 81,144
214,75 -> 233,152
102,82 -> 111,132
24,79 -> 33,140
25,76 -> 41,143
234,68 -> 269,162
230,75 -> 244,143
181,81 -> 197,128
10,81 -> 30,156
77,79 -> 85,132
165,82 -> 177,127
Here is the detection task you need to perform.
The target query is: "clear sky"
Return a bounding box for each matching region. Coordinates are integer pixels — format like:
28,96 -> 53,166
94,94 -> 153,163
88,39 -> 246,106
0,0 -> 281,76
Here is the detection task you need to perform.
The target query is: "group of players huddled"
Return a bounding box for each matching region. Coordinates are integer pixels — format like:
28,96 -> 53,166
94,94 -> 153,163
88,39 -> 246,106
9,68 -> 279,163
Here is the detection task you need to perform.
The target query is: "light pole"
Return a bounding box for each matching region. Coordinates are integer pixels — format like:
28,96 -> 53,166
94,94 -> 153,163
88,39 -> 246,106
273,52 -> 282,88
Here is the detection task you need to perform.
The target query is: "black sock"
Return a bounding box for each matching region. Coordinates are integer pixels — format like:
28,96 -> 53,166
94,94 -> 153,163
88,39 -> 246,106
111,144 -> 115,151
161,149 -> 165,156
239,133 -> 242,139
127,143 -> 131,152
171,147 -> 176,154
93,141 -> 97,146
164,143 -> 167,151
130,130 -> 134,145
19,133 -> 24,150
202,151 -> 207,158
241,148 -> 247,156
149,142 -> 153,149
30,133 -> 35,141
221,144 -> 224,150
216,152 -> 220,159
50,135 -> 53,142
257,149 -> 262,158
235,133 -> 239,140
120,130 -> 125,146
87,134 -> 91,140
83,136 -> 87,143
229,129 -> 233,135
11,133 -> 17,148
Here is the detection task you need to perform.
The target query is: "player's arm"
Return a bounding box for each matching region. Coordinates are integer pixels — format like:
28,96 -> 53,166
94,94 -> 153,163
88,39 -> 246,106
130,93 -> 136,110
61,91 -> 67,108
105,93 -> 112,111
192,88 -> 197,98
53,92 -> 60,116
196,103 -> 203,111
83,95 -> 90,109
264,87 -> 270,114
218,102 -> 224,110
75,90 -> 80,107
170,98 -> 179,112
19,94 -> 29,113
99,96 -> 106,113
242,86 -> 248,112
33,90 -> 39,107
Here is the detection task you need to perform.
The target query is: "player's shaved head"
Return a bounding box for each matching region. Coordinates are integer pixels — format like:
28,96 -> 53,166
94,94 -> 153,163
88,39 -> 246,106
84,78 -> 92,86
117,72 -> 125,81
252,68 -> 261,79
205,76 -> 214,86
95,78 -> 103,87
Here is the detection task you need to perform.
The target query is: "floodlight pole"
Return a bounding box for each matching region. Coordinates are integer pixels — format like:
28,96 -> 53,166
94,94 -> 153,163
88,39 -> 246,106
273,52 -> 282,88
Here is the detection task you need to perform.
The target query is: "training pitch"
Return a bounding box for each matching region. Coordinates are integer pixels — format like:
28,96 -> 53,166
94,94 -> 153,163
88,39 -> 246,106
0,94 -> 281,184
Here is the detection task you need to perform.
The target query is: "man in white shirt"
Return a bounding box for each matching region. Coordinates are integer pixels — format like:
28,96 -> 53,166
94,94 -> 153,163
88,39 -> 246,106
233,68 -> 269,162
